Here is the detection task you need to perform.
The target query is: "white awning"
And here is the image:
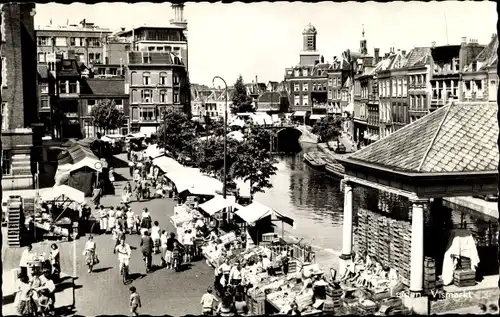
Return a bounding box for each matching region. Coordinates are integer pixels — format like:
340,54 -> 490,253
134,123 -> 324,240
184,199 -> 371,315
234,201 -> 295,227
186,175 -> 223,196
234,178 -> 251,198
309,114 -> 326,120
139,126 -> 157,137
127,132 -> 147,139
145,144 -> 165,159
229,118 -> 246,127
69,157 -> 103,173
199,195 -> 237,216
227,131 -> 245,142
344,103 -> 354,114
167,167 -> 202,193
152,156 -> 183,174
41,185 -> 85,205
293,111 -> 307,117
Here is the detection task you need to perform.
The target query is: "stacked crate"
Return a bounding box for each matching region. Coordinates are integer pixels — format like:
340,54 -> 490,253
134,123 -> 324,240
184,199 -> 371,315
355,209 -> 368,255
248,293 -> 266,315
377,217 -> 390,267
453,269 -> 476,287
400,222 -> 412,284
423,257 -> 436,295
458,257 -> 471,270
7,197 -> 23,247
367,211 -> 378,256
330,285 -> 343,309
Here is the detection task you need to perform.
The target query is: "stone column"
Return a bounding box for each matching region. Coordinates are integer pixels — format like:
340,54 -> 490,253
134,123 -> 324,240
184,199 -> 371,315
339,182 -> 354,275
410,199 -> 426,293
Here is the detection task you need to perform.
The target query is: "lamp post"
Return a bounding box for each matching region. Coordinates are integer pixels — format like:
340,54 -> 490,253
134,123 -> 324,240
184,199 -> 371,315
212,76 -> 228,199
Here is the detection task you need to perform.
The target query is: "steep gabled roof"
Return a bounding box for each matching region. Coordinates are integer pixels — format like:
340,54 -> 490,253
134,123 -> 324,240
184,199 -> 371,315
81,78 -> 125,95
348,102 -> 498,174
475,34 -> 498,69
404,47 -> 432,68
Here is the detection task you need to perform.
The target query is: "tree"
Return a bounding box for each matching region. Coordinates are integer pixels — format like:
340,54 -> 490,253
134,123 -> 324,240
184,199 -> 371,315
90,99 -> 125,133
312,116 -> 342,143
231,75 -> 253,115
156,110 -> 197,159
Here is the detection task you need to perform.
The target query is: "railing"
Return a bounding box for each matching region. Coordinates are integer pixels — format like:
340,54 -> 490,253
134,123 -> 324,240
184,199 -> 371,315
267,242 -> 316,264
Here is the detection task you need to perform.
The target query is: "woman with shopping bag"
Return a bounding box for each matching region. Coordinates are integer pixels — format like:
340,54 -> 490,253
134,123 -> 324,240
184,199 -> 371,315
84,236 -> 99,273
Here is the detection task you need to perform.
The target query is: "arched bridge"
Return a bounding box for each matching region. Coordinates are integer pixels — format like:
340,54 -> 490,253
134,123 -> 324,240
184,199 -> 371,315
259,124 -> 318,153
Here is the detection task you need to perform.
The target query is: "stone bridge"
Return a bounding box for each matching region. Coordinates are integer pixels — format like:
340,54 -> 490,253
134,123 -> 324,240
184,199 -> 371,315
260,124 -> 318,153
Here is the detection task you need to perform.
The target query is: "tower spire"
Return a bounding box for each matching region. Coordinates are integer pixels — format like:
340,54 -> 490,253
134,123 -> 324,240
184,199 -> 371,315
362,24 -> 365,38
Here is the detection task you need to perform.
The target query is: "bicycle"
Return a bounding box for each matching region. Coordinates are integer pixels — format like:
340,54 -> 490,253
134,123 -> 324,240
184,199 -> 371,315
142,253 -> 151,273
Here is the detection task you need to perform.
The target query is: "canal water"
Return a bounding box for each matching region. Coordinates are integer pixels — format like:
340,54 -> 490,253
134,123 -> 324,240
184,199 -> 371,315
254,142 -> 364,270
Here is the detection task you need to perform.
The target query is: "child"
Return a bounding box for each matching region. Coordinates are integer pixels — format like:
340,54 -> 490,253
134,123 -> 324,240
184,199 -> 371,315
129,286 -> 142,316
200,286 -> 217,315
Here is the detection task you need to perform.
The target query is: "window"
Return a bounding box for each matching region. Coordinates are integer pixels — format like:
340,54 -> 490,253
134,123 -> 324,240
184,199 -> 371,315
89,53 -> 95,63
90,38 -> 101,47
55,37 -> 67,46
142,72 -> 151,85
2,57 -> 6,88
173,91 -> 179,103
294,95 -> 300,105
2,150 -> 12,176
141,90 -> 153,103
173,74 -> 179,85
303,69 -> 308,76
410,96 -> 414,109
328,78 -> 333,86
1,102 -> 8,131
158,73 -> 167,86
304,83 -> 309,91
422,96 -> 427,110
70,37 -> 76,46
38,53 -> 46,63
476,80 -> 483,90
403,78 -> 407,97
148,47 -> 155,52
140,107 -> 155,121
74,37 -> 84,47
114,99 -> 123,109
303,95 -> 309,106
294,83 -> 300,92
40,83 -> 49,94
397,79 -> 402,97
157,47 -> 164,51
40,99 -> 49,110
143,56 -> 151,63
160,90 -> 167,103
37,36 -> 49,46
165,46 -> 172,52
392,79 -> 396,97
95,53 -> 101,64
415,96 -> 420,109
409,76 -> 414,86
422,74 -> 426,85
294,69 -> 300,77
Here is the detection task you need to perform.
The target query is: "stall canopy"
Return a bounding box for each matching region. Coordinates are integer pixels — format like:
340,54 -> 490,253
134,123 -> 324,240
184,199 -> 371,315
186,175 -> 223,196
40,185 -> 85,205
199,195 -> 237,216
234,178 -> 251,198
145,144 -> 165,159
229,118 -> 246,128
167,167 -> 202,192
153,156 -> 183,174
293,111 -> 307,117
310,114 -> 326,120
235,201 -> 295,227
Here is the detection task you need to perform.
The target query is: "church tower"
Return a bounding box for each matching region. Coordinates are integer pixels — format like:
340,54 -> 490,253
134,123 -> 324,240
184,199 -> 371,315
359,25 -> 368,55
299,23 -> 320,66
170,3 -> 187,30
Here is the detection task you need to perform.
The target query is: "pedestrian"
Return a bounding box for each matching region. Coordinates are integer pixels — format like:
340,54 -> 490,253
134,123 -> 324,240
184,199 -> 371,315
129,286 -> 142,317
109,167 -> 116,183
160,230 -> 169,267
228,262 -> 243,287
19,244 -> 34,278
98,206 -> 108,234
49,244 -> 60,281
166,232 -> 177,269
84,235 -> 98,273
128,161 -> 135,177
126,208 -> 135,234
113,225 -> 125,254
108,206 -> 117,232
183,228 -> 194,263
140,231 -> 153,273
135,182 -> 142,202
122,183 -> 132,204
234,293 -> 248,316
151,221 -> 161,255
216,292 -> 236,316
92,185 -> 102,208
140,208 -> 152,235
200,286 -> 217,315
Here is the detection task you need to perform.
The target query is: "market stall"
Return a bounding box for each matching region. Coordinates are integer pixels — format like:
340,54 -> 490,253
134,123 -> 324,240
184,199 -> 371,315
234,201 -> 295,246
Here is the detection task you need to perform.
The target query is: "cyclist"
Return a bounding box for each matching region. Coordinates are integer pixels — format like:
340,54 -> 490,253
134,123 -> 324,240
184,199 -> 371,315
115,238 -> 132,279
140,231 -> 153,273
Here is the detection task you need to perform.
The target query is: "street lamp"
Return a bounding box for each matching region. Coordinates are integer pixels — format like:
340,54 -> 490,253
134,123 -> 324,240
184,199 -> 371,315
212,76 -> 228,199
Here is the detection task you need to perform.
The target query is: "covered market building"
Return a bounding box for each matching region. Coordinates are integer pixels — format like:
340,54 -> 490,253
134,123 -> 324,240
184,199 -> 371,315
337,102 -> 499,314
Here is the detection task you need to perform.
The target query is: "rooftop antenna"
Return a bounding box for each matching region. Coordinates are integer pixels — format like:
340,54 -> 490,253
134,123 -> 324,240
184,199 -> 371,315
444,13 -> 449,45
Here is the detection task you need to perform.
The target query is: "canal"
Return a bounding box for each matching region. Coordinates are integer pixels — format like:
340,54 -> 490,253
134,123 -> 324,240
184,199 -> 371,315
254,142 -> 364,270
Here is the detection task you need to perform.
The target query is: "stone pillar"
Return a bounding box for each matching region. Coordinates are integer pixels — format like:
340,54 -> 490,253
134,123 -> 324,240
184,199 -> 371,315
410,199 -> 426,293
339,182 -> 354,275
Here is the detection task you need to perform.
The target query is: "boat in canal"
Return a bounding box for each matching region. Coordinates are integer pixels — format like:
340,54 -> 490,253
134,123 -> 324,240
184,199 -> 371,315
303,151 -> 328,168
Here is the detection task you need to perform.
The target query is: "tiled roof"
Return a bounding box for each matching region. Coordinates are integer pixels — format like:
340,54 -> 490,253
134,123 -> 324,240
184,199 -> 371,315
404,47 -> 431,67
475,35 -> 498,69
348,102 -> 498,174
258,92 -> 281,103
81,78 -> 126,95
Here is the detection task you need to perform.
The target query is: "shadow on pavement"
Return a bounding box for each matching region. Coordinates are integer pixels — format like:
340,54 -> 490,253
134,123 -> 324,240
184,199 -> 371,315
2,293 -> 16,305
128,272 -> 147,282
108,155 -> 129,168
178,263 -> 193,272
92,266 -> 113,273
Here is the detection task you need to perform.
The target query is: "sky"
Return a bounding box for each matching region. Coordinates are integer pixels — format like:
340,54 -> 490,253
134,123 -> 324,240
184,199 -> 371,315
35,1 -> 497,86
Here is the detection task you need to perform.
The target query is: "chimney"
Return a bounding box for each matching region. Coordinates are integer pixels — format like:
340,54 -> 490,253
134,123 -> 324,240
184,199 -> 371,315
385,53 -> 389,58
374,48 -> 380,63
493,33 -> 497,40
431,41 -> 436,48
121,27 -> 125,31
321,55 -> 324,63
461,37 -> 467,45
315,60 -> 320,65
402,50 -> 406,56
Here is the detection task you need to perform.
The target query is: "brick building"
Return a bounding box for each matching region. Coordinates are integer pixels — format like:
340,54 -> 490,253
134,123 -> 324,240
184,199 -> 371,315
1,3 -> 39,190
405,47 -> 432,123
284,24 -> 329,124
327,57 -> 350,115
79,78 -> 129,137
36,19 -> 112,71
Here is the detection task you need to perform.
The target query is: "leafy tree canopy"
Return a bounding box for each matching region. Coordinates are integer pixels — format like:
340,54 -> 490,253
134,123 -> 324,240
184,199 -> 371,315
156,110 -> 197,159
90,99 -> 125,130
311,116 -> 342,143
231,75 -> 254,115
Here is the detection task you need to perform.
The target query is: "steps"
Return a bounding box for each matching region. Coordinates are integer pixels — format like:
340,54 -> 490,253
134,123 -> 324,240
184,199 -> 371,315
7,196 -> 23,247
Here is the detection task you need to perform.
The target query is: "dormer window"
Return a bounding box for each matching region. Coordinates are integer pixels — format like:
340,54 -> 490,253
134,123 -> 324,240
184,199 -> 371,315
294,69 -> 300,77
303,69 -> 308,76
472,61 -> 477,72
